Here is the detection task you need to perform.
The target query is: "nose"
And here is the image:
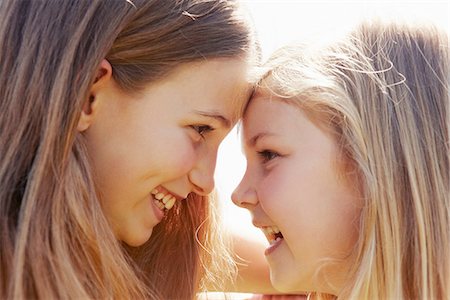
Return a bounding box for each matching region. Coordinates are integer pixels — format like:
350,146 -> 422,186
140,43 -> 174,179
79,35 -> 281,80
188,150 -> 216,196
231,171 -> 257,209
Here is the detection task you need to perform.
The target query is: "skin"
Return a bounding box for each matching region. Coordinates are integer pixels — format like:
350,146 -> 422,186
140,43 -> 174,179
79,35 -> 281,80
78,58 -> 250,247
232,92 -> 362,295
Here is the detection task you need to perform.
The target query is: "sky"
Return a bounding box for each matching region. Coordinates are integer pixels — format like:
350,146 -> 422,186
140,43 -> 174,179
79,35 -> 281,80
215,1 -> 449,244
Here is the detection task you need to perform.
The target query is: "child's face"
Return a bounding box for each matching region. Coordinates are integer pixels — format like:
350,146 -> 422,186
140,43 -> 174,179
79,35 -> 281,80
84,59 -> 249,247
232,92 -> 362,295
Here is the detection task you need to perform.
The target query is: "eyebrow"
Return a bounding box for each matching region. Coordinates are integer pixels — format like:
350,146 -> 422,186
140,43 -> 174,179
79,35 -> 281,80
194,110 -> 232,128
248,132 -> 278,147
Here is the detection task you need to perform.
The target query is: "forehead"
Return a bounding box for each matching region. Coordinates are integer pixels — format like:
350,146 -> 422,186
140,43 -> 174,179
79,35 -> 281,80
164,58 -> 252,122
244,91 -> 295,125
241,94 -> 298,145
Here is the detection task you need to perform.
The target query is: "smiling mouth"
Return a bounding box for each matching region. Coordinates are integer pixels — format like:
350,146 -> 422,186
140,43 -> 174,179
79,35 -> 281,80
151,188 -> 177,211
262,225 -> 284,245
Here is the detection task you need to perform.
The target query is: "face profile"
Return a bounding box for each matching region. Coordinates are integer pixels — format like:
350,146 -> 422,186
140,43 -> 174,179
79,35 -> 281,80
233,91 -> 362,294
83,58 -> 250,246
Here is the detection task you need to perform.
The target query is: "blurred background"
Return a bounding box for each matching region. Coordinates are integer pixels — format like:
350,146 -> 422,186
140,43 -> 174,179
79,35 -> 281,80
215,0 -> 449,245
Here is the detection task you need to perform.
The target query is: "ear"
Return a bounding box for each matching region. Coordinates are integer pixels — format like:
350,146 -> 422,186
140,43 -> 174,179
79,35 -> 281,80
77,59 -> 113,132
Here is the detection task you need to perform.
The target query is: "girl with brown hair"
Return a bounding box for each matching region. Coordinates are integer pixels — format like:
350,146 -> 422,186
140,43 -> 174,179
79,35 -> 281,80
0,0 -> 259,298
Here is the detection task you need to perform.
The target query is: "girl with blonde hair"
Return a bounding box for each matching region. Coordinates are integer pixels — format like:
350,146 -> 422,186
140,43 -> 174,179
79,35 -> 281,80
233,21 -> 449,299
0,0 -> 260,298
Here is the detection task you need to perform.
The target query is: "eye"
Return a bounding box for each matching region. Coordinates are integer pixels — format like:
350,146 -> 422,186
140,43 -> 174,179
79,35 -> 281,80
257,150 -> 280,163
191,124 -> 214,139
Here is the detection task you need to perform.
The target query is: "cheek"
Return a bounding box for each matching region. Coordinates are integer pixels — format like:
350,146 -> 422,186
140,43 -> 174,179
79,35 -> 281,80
88,127 -> 198,193
259,162 -> 361,256
166,142 -> 197,175
258,167 -> 300,220
325,188 -> 362,254
143,129 -> 198,178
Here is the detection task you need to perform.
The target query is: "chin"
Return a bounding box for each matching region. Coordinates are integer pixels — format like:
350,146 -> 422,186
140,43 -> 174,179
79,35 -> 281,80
270,269 -> 305,294
121,228 -> 153,247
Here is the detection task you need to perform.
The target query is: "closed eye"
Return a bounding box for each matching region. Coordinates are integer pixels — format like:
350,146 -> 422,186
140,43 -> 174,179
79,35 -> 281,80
257,150 -> 280,163
191,124 -> 214,139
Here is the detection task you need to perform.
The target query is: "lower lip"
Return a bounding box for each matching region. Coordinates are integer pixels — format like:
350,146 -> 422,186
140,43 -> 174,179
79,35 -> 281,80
265,238 -> 284,256
150,195 -> 164,222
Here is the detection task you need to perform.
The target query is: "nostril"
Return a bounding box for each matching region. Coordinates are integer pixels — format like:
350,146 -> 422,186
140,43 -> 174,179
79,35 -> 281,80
191,182 -> 208,196
231,186 -> 257,209
231,191 -> 243,207
188,173 -> 214,196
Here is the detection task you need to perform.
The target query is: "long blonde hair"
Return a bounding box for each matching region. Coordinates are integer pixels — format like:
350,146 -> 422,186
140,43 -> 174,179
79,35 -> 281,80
255,21 -> 449,299
0,0 -> 256,299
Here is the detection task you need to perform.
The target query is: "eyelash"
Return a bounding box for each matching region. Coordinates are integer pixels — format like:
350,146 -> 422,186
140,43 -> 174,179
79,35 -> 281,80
257,150 -> 280,163
191,124 -> 214,139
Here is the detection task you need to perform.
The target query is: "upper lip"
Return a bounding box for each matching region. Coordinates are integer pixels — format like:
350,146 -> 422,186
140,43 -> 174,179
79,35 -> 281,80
252,221 -> 272,229
158,186 -> 186,201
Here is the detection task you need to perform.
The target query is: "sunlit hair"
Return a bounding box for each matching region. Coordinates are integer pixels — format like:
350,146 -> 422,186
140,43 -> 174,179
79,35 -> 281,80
0,0 -> 257,299
252,21 -> 449,299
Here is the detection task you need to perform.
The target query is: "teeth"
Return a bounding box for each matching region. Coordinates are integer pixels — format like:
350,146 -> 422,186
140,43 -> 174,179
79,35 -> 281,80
262,225 -> 282,242
164,197 -> 176,210
155,193 -> 165,200
151,188 -> 178,211
266,225 -> 281,235
162,194 -> 172,204
154,200 -> 165,210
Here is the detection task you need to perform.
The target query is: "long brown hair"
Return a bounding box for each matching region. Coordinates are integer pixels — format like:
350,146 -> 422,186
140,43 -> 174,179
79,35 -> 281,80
0,0 -> 256,298
254,21 -> 449,299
